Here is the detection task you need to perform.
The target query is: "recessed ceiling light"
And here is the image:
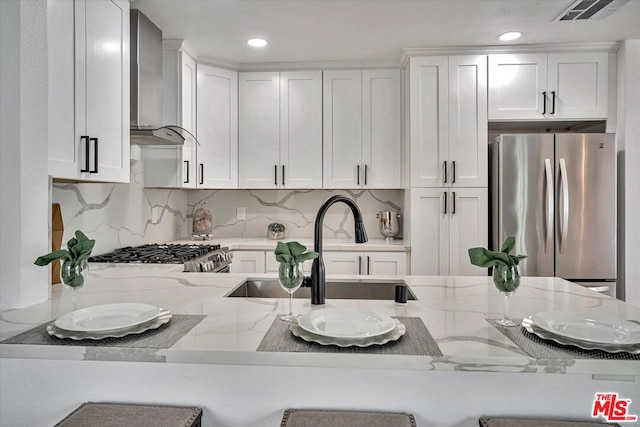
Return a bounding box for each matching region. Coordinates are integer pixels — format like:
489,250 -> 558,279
498,31 -> 522,42
247,38 -> 268,48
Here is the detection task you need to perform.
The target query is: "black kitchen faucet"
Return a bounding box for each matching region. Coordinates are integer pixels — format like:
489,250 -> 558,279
306,195 -> 368,305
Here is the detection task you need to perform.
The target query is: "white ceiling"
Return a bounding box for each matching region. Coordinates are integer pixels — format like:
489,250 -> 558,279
131,0 -> 640,66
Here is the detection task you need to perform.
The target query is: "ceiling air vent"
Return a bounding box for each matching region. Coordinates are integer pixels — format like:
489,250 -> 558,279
554,0 -> 630,21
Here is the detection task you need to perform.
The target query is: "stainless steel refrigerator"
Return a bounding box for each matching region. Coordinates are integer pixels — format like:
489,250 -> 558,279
490,133 -> 616,297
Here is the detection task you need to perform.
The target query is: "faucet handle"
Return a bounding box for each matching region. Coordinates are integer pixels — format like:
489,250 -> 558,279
301,276 -> 313,288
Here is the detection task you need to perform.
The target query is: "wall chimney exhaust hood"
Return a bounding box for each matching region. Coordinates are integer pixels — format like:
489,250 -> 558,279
130,9 -> 185,146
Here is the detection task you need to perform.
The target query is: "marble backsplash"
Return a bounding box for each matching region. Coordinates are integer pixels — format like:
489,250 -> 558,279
52,159 -> 188,255
187,189 -> 404,240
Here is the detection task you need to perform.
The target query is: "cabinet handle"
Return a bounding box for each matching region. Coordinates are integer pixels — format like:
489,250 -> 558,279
443,161 -> 447,183
183,160 -> 189,184
274,165 -> 278,186
452,191 -> 456,214
282,165 -> 285,186
89,137 -> 98,173
80,135 -> 90,172
444,191 -> 448,214
367,255 -> 370,275
364,165 -> 368,186
551,91 -> 556,115
199,163 -> 204,185
542,91 -> 547,115
357,165 -> 360,186
358,256 -> 362,275
452,161 -> 456,184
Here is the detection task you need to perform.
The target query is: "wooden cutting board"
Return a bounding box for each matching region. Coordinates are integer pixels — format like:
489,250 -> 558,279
52,203 -> 63,285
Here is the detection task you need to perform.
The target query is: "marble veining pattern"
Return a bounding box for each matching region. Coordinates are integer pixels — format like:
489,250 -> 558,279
187,189 -> 403,239
52,160 -> 188,255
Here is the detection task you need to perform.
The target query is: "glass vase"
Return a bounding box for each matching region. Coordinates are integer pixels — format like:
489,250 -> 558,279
278,263 -> 303,322
492,264 -> 521,327
60,260 -> 88,311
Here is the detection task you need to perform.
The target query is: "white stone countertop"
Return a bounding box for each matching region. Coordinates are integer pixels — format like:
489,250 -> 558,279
171,237 -> 410,252
1,264 -> 639,378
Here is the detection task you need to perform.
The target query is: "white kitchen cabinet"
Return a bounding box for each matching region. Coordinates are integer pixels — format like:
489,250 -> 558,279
48,0 -> 130,182
238,71 -> 322,189
410,188 -> 487,276
488,52 -> 608,120
141,46 -> 198,188
323,69 -> 401,189
197,64 -> 238,188
322,251 -> 407,275
409,56 -> 487,188
229,251 -> 265,274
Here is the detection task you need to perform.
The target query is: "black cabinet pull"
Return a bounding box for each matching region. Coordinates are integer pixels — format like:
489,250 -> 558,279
274,165 -> 278,185
183,160 -> 189,184
444,191 -> 447,214
89,137 -> 98,173
452,161 -> 456,184
364,165 -> 368,186
452,191 -> 456,214
80,135 -> 90,172
542,91 -> 547,115
282,165 -> 285,186
551,91 -> 556,115
358,256 -> 362,275
199,163 -> 204,185
443,161 -> 447,183
367,255 -> 370,275
357,165 -> 360,186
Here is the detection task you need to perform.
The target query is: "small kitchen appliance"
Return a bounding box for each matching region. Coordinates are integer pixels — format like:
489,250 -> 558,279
376,211 -> 401,241
88,244 -> 232,272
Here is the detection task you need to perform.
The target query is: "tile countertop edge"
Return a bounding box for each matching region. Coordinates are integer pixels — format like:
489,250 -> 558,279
171,237 -> 410,252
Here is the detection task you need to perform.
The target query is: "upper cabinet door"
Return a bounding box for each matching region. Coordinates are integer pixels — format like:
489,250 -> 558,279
547,52 -> 608,119
448,55 -> 487,188
488,53 -> 547,120
49,0 -> 129,182
409,56 -> 448,187
79,0 -> 130,182
323,70 -> 362,188
362,69 -> 401,189
239,72 -> 281,188
280,71 -> 323,189
180,51 -> 197,188
196,64 -> 238,188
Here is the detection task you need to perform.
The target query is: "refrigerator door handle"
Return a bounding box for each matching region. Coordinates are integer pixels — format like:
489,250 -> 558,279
559,158 -> 569,254
544,158 -> 553,254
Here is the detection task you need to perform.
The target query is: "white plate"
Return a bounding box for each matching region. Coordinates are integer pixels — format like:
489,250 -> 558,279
297,308 -> 396,339
522,317 -> 640,354
290,319 -> 406,347
54,303 -> 162,332
47,310 -> 172,340
530,311 -> 640,345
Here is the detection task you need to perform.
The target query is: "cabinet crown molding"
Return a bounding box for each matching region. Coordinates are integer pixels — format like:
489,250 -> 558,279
401,42 -> 620,65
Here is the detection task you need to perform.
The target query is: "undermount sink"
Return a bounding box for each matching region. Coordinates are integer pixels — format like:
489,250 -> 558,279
226,279 -> 417,301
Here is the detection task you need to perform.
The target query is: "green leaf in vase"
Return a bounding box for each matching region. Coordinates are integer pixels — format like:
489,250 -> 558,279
295,251 -> 318,264
274,241 -> 291,257
500,236 -> 516,254
286,241 -> 307,258
34,250 -> 73,266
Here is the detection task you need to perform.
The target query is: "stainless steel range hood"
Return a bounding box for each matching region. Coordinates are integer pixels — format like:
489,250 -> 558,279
130,9 -> 185,146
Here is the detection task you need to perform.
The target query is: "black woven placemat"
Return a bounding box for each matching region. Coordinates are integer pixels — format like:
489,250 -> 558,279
257,316 -> 443,356
487,319 -> 640,360
0,315 -> 205,349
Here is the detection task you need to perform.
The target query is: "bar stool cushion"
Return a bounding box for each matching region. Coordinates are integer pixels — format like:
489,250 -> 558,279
281,409 -> 416,427
479,417 -> 621,427
54,402 -> 202,427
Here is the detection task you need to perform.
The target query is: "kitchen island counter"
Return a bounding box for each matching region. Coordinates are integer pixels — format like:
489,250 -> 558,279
1,265 -> 639,427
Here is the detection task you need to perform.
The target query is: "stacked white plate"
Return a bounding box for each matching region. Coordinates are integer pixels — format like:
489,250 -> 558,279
290,307 -> 406,347
522,311 -> 640,354
47,303 -> 172,340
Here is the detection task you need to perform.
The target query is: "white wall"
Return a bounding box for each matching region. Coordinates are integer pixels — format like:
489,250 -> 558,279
0,0 -> 50,311
617,40 -> 640,306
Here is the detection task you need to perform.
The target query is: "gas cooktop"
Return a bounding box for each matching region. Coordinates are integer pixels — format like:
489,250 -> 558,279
88,244 -> 222,264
